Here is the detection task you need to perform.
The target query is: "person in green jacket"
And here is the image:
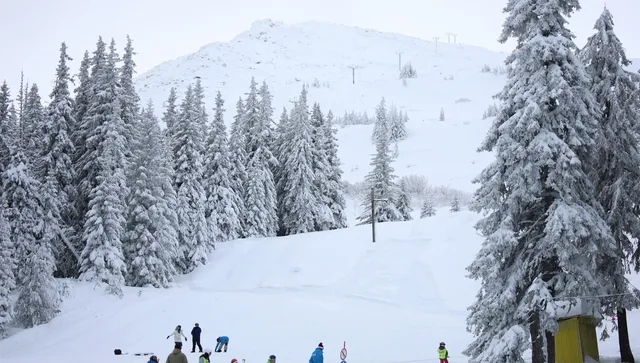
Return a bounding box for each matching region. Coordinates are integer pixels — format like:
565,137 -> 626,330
266,354 -> 276,363
437,342 -> 449,363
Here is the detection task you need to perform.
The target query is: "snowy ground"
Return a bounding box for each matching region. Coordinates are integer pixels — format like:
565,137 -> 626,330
1,20 -> 639,363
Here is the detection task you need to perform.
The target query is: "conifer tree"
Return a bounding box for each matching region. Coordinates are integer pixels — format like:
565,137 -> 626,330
0,202 -> 15,338
0,82 -> 16,171
173,85 -> 208,272
228,97 -> 248,236
124,101 -> 179,287
41,42 -> 80,277
357,98 -> 400,225
580,9 -> 640,362
78,38 -> 129,297
21,83 -> 45,166
277,88 -> 320,234
324,110 -> 348,229
203,91 -> 243,242
119,35 -> 139,157
309,101 -> 334,230
389,104 -> 407,142
163,87 -> 178,140
395,179 -> 413,220
464,1 -> 625,362
193,78 -> 209,138
449,196 -> 460,212
439,108 -> 445,121
420,195 -> 436,218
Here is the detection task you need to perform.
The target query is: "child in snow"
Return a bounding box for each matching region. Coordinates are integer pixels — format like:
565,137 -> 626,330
309,343 -> 324,363
266,355 -> 276,363
167,325 -> 188,349
148,355 -> 159,363
199,348 -> 213,363
215,336 -> 229,352
437,342 -> 449,363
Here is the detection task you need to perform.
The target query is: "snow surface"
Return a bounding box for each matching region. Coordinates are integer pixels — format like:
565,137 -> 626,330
2,20 -> 640,363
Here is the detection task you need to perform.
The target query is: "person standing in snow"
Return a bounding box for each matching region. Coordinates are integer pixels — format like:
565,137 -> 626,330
199,348 -> 212,363
266,354 -> 276,363
148,355 -> 160,363
191,323 -> 203,353
309,343 -> 323,363
215,336 -> 229,352
166,343 -> 189,363
437,342 -> 449,363
167,325 -> 188,349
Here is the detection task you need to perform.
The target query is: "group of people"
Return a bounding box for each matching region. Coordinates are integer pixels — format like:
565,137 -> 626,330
146,332 -> 449,363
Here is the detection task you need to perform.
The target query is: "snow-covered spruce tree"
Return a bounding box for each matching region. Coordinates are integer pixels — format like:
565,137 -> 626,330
277,87 -> 320,235
273,106 -> 291,235
464,1 -> 625,362
40,42 -> 80,277
21,83 -> 45,165
580,9 -> 640,362
163,87 -> 178,142
357,98 -> 400,225
324,110 -> 348,229
420,195 -> 436,218
449,196 -> 460,212
0,201 -> 15,338
78,39 -> 129,297
388,104 -> 407,142
193,78 -> 209,138
3,150 -> 60,327
71,50 -> 91,171
395,179 -> 413,220
173,85 -> 209,272
0,81 -> 16,171
119,35 -> 140,158
256,80 -> 279,236
243,78 -> 278,237
124,101 -> 179,288
203,91 -> 243,242
439,107 -> 445,121
228,97 -> 248,236
309,100 -> 334,230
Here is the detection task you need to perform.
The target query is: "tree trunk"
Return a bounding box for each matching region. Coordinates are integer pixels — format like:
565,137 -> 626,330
531,311 -> 547,363
546,331 -> 556,363
618,308 -> 635,363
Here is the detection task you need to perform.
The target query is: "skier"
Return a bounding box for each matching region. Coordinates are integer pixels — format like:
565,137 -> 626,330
166,343 -> 189,363
437,342 -> 449,363
266,355 -> 276,363
309,343 -> 324,363
167,325 -> 188,349
215,336 -> 229,352
148,355 -> 159,363
199,348 -> 213,363
191,323 -> 203,353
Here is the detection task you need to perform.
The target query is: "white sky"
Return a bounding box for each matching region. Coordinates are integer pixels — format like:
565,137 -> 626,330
0,0 -> 638,97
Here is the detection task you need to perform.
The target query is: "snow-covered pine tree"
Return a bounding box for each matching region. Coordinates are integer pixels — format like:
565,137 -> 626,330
439,107 -> 445,121
449,196 -> 460,212
193,78 -> 209,138
72,50 -> 91,167
464,1 -> 625,362
40,42 -> 80,277
395,179 -> 413,220
17,72 -> 24,123
3,150 -> 60,327
21,83 -> 45,167
173,85 -> 209,272
243,78 -> 278,237
308,100 -> 334,230
388,104 -> 407,142
203,91 -> 243,242
277,87 -> 320,235
0,82 -> 16,171
357,98 -> 400,225
323,110 -> 348,229
580,9 -> 640,362
420,195 -> 436,218
163,87 -> 178,141
119,35 -> 139,158
0,201 -> 15,338
273,106 -> 291,235
78,38 -> 129,297
228,97 -> 248,236
124,101 -> 179,288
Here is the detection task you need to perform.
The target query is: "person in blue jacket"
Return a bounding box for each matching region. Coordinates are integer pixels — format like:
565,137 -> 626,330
215,336 -> 230,352
309,342 -> 324,363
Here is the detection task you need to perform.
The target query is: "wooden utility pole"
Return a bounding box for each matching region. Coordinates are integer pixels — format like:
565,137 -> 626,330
452,33 -> 458,44
348,66 -> 356,84
446,33 -> 452,43
433,36 -> 440,53
370,188 -> 388,243
396,51 -> 403,70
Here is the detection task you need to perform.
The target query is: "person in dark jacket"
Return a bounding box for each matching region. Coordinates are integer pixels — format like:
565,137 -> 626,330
191,323 -> 203,353
309,342 -> 324,363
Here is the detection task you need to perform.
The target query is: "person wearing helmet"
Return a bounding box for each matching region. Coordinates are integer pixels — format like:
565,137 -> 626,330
266,355 -> 276,363
437,342 -> 449,363
199,348 -> 213,363
167,325 -> 188,349
148,355 -> 159,363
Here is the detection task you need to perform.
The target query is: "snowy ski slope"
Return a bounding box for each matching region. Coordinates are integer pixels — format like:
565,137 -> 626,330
1,20 -> 639,363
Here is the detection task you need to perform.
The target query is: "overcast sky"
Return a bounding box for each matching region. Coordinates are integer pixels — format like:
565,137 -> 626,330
0,0 -> 638,97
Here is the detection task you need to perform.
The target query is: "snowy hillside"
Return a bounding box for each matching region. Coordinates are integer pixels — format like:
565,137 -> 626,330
135,19 -> 506,192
